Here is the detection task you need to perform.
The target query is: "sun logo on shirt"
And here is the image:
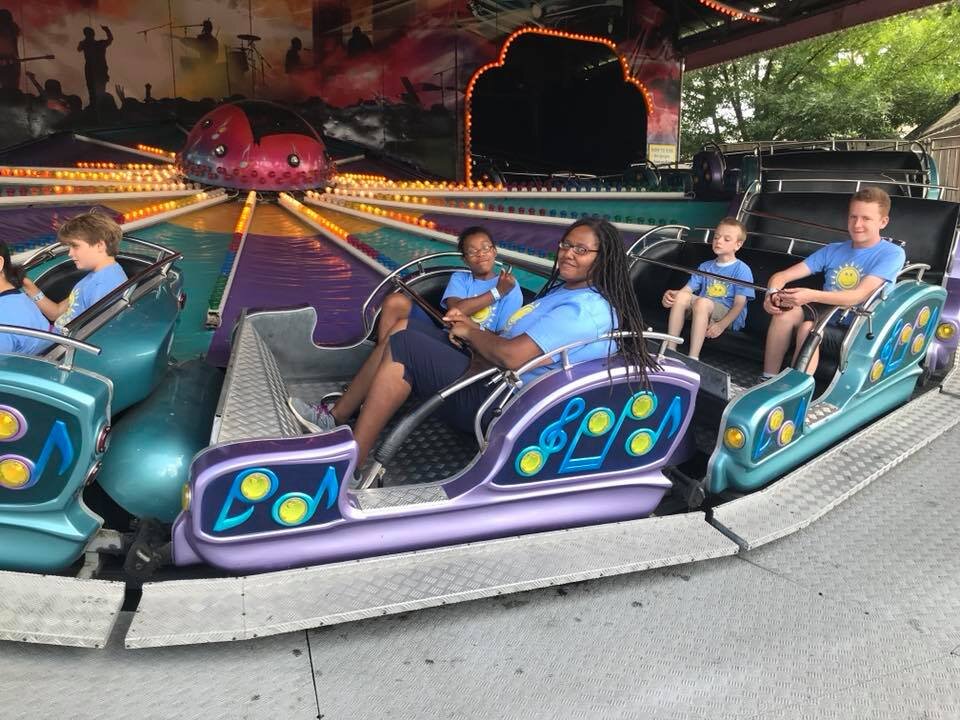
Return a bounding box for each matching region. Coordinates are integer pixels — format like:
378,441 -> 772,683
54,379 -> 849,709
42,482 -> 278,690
504,303 -> 536,331
832,264 -> 862,290
471,306 -> 492,324
706,281 -> 729,298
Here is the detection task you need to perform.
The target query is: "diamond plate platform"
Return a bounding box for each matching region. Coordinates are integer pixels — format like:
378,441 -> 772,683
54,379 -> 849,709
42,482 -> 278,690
712,377 -> 960,550
0,571 -> 123,648
125,512 -> 737,648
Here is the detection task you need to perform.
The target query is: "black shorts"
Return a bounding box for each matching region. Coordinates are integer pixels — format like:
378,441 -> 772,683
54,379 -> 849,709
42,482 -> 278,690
389,326 -> 492,434
801,303 -> 847,357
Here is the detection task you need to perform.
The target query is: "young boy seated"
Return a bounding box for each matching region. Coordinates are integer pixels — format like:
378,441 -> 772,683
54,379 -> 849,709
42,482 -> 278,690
21,211 -> 128,332
661,217 -> 755,360
761,186 -> 905,378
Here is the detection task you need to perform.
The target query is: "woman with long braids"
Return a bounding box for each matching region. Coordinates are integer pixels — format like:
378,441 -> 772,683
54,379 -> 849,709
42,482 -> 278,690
290,217 -> 658,470
0,240 -> 51,355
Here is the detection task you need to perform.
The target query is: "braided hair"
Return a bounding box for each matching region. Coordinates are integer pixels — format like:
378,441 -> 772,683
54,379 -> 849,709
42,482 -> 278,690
0,241 -> 25,288
540,218 -> 659,386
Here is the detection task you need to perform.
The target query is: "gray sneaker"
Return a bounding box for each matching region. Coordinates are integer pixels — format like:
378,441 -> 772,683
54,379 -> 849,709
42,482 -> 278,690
288,396 -> 337,433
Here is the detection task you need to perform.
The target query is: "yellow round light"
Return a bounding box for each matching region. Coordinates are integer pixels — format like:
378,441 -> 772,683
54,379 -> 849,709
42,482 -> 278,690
0,411 -> 20,441
586,409 -> 614,436
517,448 -> 544,476
724,427 -> 745,449
277,497 -> 309,525
0,458 -> 31,489
777,421 -> 796,446
630,392 -> 656,420
899,324 -> 913,345
181,483 -> 192,511
627,430 -> 654,456
767,407 -> 785,432
911,334 -> 926,355
239,472 -> 272,501
870,360 -> 885,382
935,322 -> 956,341
917,306 -> 931,328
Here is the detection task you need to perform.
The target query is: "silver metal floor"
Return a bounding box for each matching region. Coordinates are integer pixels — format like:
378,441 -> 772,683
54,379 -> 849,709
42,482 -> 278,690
3,425 -> 959,718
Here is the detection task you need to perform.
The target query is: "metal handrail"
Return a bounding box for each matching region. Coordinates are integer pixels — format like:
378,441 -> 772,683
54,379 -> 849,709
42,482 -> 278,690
763,176 -> 956,193
21,234 -> 179,272
896,263 -> 930,282
625,224 -> 689,255
359,251 -> 464,327
0,324 -> 100,371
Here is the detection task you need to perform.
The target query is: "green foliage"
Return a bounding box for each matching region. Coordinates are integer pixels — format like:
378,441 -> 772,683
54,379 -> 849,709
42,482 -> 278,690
680,2 -> 960,159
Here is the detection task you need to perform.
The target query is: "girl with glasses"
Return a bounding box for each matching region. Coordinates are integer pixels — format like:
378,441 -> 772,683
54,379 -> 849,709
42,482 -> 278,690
290,225 -> 522,432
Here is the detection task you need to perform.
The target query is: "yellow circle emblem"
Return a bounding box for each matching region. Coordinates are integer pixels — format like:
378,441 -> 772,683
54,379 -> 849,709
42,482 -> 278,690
911,334 -> 926,355
899,324 -> 913,345
517,448 -> 545,476
767,407 -> 784,432
0,411 -> 20,441
870,360 -> 885,382
0,458 -> 31,489
627,430 -> 655,457
629,392 -> 657,420
834,265 -> 861,290
277,497 -> 309,525
777,421 -> 796,446
917,306 -> 931,328
706,281 -> 728,298
585,409 -> 614,436
240,472 -> 273,501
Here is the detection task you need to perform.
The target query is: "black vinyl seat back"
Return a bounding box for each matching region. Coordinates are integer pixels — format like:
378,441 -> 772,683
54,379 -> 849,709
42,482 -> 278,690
742,192 -> 959,284
759,150 -> 928,196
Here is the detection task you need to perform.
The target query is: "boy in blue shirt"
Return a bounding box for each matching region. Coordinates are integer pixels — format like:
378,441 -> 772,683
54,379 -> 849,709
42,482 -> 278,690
762,186 -> 905,377
22,211 -> 128,332
661,217 -> 755,360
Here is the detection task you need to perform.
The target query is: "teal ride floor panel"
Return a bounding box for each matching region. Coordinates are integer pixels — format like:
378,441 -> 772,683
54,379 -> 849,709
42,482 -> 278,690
131,223 -> 231,361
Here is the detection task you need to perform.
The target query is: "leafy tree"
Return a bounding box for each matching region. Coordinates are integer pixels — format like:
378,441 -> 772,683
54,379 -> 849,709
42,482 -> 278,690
680,2 -> 960,159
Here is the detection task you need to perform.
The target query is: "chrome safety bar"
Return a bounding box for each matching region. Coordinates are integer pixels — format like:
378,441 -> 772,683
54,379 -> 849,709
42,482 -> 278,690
0,325 -> 100,371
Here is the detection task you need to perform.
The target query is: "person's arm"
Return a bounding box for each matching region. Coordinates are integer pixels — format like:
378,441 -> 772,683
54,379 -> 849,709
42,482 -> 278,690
764,261 -> 813,315
662,284 -> 693,308
778,275 -> 887,309
445,270 -> 515,317
20,277 -> 69,322
444,306 -> 542,369
102,26 -> 113,45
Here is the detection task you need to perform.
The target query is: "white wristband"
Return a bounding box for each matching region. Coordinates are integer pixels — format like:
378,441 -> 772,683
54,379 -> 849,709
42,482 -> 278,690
490,287 -> 501,301
30,290 -> 46,303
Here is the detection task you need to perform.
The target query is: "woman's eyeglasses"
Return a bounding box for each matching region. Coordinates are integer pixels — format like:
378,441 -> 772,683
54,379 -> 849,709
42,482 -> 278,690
463,244 -> 495,258
558,240 -> 599,256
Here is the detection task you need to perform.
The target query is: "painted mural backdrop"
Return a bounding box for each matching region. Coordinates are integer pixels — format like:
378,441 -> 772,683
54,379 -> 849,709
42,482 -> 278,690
0,0 -> 680,178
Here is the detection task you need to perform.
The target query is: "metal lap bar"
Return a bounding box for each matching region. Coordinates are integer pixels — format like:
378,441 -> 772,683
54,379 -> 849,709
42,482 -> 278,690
897,263 -> 931,283
360,252 -> 464,332
762,177 -> 956,193
0,325 -> 100,371
625,224 -> 689,255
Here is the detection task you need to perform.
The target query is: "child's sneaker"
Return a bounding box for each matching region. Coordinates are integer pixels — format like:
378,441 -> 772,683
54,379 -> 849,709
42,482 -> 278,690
288,396 -> 337,433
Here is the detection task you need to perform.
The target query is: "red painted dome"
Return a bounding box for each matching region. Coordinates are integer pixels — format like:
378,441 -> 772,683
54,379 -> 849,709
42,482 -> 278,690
178,101 -> 330,191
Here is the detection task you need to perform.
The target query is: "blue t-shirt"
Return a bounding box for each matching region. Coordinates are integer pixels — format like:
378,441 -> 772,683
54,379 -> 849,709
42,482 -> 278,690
0,289 -> 52,355
802,238 -> 905,292
687,258 -> 755,331
54,262 -> 128,332
501,286 -> 615,382
441,271 -> 523,332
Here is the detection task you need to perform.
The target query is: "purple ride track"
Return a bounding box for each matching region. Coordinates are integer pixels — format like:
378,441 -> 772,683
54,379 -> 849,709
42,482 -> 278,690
206,230 -> 382,366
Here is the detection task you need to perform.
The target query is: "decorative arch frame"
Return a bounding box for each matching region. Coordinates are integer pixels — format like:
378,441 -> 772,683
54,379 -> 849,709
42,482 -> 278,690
463,27 -> 656,185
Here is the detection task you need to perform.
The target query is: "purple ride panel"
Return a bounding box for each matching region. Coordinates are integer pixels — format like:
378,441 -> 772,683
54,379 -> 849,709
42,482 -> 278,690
0,204 -> 114,246
206,231 -> 382,366
423,214 -> 640,256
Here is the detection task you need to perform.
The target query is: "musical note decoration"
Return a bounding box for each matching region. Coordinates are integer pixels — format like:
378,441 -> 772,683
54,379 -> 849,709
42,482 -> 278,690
870,304 -> 938,383
213,465 -> 340,533
752,399 -> 806,461
513,391 -> 684,479
0,420 -> 74,492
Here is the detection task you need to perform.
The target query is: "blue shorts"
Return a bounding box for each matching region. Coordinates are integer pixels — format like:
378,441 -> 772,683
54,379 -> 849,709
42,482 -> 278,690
389,326 -> 493,434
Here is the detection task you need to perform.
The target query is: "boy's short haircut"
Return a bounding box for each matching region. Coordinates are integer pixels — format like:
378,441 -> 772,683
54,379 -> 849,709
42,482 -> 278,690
716,216 -> 747,244
850,186 -> 891,216
57,211 -> 122,256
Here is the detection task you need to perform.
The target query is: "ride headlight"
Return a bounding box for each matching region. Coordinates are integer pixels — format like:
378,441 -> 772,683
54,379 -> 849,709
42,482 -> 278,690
935,322 -> 956,342
723,427 -> 746,450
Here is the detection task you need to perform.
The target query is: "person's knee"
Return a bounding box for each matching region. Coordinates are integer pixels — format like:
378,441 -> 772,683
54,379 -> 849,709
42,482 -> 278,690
382,293 -> 411,315
692,297 -> 713,315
